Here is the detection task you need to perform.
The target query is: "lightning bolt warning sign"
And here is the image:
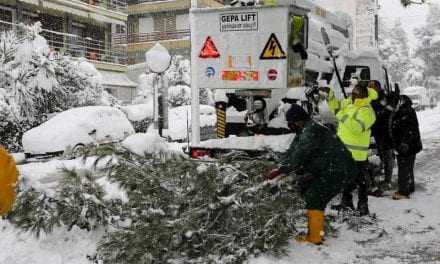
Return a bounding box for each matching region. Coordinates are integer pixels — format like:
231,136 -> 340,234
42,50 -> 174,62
259,33 -> 286,60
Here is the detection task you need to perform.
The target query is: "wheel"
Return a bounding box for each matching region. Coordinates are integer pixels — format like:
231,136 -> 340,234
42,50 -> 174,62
71,143 -> 85,157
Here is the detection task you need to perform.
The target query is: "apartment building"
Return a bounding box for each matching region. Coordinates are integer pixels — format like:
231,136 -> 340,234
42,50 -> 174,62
313,0 -> 379,49
125,0 -> 225,65
0,0 -> 137,103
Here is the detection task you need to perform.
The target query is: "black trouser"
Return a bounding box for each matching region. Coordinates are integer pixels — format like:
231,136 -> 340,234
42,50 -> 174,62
397,154 -> 416,195
380,149 -> 395,183
342,161 -> 369,207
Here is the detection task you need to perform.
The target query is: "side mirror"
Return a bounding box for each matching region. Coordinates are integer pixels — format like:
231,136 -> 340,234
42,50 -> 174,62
321,27 -> 330,46
292,42 -> 308,60
88,129 -> 97,136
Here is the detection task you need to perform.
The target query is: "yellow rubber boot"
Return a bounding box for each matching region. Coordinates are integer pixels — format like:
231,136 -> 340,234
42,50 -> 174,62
296,210 -> 325,245
0,146 -> 18,215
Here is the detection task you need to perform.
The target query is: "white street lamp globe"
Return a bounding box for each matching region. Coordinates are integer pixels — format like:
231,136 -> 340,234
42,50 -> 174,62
145,43 -> 172,73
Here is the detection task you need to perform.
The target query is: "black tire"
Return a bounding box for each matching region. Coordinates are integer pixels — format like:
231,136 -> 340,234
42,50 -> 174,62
71,143 -> 85,157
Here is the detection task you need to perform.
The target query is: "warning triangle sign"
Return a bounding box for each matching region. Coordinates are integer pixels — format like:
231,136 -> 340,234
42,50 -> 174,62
199,36 -> 220,58
260,33 -> 286,60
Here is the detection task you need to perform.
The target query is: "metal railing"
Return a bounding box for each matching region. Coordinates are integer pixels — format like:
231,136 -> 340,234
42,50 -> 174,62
78,0 -> 127,12
0,20 -> 127,65
127,0 -> 224,4
127,0 -> 173,4
114,29 -> 190,44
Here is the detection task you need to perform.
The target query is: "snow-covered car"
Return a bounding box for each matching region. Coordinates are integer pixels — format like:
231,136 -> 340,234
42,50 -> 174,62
23,106 -> 135,157
401,86 -> 437,111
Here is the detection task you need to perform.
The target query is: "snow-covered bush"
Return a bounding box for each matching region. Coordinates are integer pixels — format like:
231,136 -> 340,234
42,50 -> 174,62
379,20 -> 411,86
168,84 -> 191,107
9,167 -> 120,237
134,55 -> 213,107
0,22 -> 112,150
413,4 -> 440,89
133,73 -> 155,104
166,55 -> 191,86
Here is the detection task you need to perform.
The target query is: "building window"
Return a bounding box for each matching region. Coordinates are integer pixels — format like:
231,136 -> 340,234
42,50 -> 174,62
139,17 -> 153,33
116,24 -> 126,34
176,13 -> 189,30
154,14 -> 176,32
21,11 -> 38,25
0,6 -> 13,31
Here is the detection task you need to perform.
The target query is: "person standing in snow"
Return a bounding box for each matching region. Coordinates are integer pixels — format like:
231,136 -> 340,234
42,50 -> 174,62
265,104 -> 357,244
322,83 -> 377,216
369,80 -> 395,195
0,145 -> 18,215
387,93 -> 422,199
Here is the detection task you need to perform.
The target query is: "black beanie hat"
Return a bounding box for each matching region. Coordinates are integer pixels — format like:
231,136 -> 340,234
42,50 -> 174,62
285,104 -> 310,122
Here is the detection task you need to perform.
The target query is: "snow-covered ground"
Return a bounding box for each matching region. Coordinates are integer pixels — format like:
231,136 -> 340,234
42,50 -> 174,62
2,106 -> 440,264
252,106 -> 440,264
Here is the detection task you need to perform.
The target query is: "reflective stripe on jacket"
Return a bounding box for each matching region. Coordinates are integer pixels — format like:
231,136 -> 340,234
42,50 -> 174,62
328,88 -> 377,161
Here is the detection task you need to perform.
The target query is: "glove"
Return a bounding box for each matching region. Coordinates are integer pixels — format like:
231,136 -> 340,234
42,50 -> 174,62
265,168 -> 281,180
397,143 -> 410,154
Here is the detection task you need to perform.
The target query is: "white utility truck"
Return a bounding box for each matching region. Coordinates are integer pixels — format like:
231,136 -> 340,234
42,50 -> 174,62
188,2 -> 393,157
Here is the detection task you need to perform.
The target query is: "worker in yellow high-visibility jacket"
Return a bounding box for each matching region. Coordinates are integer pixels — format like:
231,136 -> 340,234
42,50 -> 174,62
321,83 -> 377,216
0,145 -> 18,215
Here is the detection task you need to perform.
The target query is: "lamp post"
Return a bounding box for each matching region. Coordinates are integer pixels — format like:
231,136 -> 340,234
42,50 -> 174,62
145,43 -> 171,137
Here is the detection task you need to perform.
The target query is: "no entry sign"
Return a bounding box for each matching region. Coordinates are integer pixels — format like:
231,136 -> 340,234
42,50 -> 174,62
267,69 -> 278,81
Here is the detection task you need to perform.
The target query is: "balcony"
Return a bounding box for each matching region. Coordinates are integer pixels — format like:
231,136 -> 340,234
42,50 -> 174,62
0,20 -> 127,65
78,0 -> 127,12
19,0 -> 128,24
127,0 -> 169,3
127,0 -> 224,6
41,30 -> 127,65
114,29 -> 190,44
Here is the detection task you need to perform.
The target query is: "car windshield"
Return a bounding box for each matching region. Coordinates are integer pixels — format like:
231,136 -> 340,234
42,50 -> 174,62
343,66 -> 371,87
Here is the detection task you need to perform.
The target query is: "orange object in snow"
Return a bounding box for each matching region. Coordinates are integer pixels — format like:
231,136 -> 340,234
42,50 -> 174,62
199,36 -> 220,58
0,145 -> 18,215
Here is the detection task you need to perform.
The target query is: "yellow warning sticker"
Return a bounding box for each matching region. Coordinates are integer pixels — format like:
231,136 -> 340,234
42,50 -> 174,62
260,33 -> 286,60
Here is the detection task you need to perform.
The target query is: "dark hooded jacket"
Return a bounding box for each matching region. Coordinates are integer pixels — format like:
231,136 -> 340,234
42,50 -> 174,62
279,120 -> 357,210
389,95 -> 423,157
371,90 -> 393,150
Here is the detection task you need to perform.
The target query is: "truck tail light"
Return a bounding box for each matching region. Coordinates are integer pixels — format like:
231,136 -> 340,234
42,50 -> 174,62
190,148 -> 212,159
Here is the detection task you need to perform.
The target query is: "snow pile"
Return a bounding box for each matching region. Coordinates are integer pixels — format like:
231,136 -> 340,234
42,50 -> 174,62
121,133 -> 170,156
118,102 -> 154,122
417,105 -> 440,138
198,134 -> 295,152
0,220 -> 102,264
149,105 -> 216,141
